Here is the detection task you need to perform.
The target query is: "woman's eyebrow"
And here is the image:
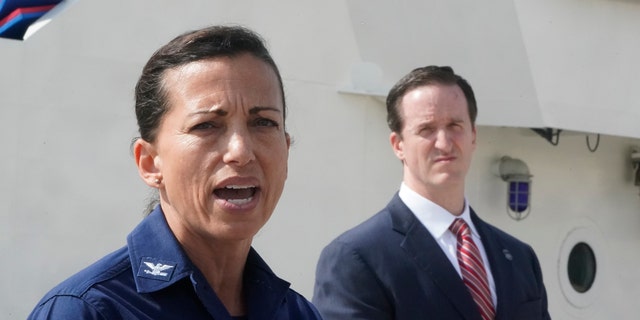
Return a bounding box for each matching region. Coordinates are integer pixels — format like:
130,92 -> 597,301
250,106 -> 281,114
189,106 -> 228,117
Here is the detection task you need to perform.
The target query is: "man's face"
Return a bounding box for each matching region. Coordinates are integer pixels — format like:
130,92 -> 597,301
390,83 -> 476,198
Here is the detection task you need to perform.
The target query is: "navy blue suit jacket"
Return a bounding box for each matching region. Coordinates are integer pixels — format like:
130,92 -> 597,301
313,194 -> 550,319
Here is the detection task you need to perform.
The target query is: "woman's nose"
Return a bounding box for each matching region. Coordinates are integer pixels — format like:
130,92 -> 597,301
223,130 -> 255,166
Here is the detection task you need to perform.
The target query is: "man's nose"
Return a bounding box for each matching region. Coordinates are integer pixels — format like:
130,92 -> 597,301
434,129 -> 453,151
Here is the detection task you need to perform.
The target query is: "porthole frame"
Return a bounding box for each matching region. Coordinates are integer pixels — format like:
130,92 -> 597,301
558,226 -> 604,309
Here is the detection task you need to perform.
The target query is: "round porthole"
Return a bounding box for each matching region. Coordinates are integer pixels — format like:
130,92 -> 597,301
567,242 -> 596,293
558,225 -> 604,311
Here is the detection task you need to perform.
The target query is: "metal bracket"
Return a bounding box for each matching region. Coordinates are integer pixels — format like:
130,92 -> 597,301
531,128 -> 562,146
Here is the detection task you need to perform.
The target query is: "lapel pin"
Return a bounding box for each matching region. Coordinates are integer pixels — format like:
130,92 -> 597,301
503,249 -> 513,261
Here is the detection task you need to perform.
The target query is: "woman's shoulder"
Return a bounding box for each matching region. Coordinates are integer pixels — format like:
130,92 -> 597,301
28,246 -> 131,319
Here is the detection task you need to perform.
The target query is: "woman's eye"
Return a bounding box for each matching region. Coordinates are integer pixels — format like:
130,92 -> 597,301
191,122 -> 216,131
254,118 -> 279,128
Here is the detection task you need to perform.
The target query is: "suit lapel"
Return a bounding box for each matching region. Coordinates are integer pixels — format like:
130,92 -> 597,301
470,209 -> 514,320
388,195 -> 481,320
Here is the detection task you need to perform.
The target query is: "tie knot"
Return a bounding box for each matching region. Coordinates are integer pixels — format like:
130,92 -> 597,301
450,218 -> 470,237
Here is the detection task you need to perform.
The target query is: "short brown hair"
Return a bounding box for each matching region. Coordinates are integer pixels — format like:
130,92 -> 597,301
386,65 -> 477,133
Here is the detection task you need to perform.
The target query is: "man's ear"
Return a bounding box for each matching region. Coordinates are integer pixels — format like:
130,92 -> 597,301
133,138 -> 162,188
472,125 -> 477,146
390,131 -> 405,161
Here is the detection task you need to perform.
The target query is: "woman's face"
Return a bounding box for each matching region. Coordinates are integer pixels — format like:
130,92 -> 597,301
148,53 -> 289,243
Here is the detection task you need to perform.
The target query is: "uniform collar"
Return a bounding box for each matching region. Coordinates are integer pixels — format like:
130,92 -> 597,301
126,205 -> 293,316
127,205 -> 195,293
244,248 -> 291,318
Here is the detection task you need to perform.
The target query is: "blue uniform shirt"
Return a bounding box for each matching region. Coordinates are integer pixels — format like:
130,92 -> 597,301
28,206 -> 322,319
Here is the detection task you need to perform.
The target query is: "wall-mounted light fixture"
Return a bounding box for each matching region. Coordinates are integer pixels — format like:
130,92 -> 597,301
492,156 -> 532,220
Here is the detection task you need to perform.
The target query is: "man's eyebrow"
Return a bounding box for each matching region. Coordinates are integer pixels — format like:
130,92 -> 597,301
250,106 -> 281,114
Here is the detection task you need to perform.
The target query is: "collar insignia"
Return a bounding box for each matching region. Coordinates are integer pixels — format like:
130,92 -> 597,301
137,258 -> 176,281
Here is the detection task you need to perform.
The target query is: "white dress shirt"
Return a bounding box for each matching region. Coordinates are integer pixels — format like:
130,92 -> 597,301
398,183 -> 497,307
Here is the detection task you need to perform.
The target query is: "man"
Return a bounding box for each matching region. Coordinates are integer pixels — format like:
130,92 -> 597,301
313,66 -> 550,319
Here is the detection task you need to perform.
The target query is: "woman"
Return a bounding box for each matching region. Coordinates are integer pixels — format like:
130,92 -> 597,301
29,25 -> 322,319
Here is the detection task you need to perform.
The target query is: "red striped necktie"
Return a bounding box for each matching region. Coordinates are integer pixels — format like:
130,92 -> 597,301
450,218 -> 495,320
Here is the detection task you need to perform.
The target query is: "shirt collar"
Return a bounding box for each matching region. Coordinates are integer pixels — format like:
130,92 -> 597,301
244,248 -> 291,318
127,205 -> 195,293
126,205 -> 293,313
398,182 -> 479,239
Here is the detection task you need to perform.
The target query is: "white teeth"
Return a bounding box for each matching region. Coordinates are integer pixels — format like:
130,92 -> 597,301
227,197 -> 253,205
225,185 -> 255,189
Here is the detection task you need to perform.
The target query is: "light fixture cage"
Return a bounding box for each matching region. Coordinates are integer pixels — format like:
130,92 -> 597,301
507,179 -> 531,220
493,156 -> 532,221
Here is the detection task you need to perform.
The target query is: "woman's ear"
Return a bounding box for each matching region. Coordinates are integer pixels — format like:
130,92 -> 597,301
133,138 -> 162,188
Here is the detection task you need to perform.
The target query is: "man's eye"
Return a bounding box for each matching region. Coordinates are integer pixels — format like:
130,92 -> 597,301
255,118 -> 279,127
420,127 -> 435,135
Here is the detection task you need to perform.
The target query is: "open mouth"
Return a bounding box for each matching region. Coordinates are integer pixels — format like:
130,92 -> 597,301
213,185 -> 257,205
